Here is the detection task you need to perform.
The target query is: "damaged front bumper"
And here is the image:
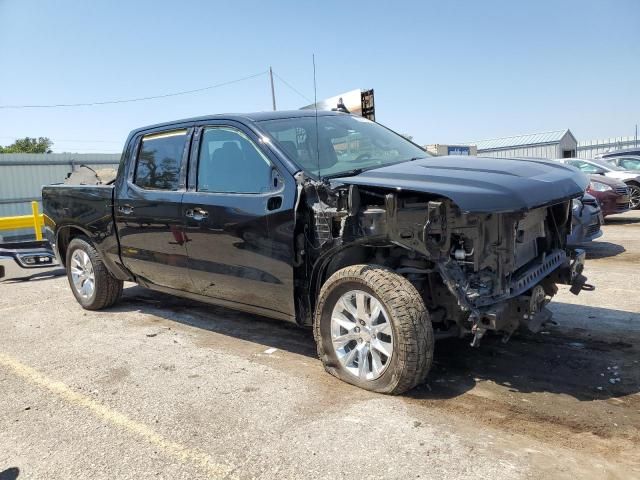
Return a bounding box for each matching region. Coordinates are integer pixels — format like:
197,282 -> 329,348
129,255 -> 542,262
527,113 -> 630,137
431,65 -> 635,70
455,248 -> 591,346
567,248 -> 590,295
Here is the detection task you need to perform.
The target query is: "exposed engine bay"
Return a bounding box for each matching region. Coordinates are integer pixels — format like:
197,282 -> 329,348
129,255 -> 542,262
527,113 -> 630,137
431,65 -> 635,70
294,178 -> 589,347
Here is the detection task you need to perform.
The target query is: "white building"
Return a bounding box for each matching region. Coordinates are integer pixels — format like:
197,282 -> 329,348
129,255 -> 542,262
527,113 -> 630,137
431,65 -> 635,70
472,129 -> 578,159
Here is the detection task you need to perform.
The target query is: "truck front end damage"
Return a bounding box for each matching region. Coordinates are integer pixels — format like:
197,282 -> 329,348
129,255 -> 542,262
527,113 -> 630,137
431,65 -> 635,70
296,180 -> 590,346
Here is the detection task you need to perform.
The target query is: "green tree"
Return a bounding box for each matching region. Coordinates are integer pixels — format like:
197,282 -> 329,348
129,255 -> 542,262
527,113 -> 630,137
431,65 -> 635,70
0,137 -> 53,153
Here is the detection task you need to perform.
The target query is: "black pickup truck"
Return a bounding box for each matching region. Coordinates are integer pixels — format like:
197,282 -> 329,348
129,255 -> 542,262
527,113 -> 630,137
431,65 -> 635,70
43,111 -> 590,394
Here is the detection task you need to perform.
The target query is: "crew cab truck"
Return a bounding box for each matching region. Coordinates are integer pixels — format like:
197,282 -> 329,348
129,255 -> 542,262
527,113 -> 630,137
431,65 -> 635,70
43,111 -> 590,394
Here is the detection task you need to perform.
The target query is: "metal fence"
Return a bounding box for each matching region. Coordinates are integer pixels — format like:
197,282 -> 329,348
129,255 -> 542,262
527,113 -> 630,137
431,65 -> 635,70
0,153 -> 120,241
577,136 -> 639,159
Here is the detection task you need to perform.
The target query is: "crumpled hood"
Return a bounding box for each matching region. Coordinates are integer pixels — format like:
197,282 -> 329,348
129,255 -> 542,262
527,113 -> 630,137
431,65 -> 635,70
332,155 -> 589,213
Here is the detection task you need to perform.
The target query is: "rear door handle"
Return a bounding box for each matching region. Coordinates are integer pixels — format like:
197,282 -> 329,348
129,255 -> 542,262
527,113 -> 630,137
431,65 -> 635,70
185,208 -> 209,221
118,205 -> 134,215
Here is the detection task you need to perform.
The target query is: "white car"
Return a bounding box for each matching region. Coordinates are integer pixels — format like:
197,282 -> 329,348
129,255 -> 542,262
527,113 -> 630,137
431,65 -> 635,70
555,158 -> 640,209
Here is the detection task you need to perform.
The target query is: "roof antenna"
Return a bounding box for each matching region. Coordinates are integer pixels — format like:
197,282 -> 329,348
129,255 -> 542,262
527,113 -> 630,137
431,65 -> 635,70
311,54 -> 331,248
269,66 -> 276,111
313,54 -> 321,178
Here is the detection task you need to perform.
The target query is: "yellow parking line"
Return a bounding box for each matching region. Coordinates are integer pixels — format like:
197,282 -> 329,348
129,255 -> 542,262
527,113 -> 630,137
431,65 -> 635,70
0,352 -> 232,479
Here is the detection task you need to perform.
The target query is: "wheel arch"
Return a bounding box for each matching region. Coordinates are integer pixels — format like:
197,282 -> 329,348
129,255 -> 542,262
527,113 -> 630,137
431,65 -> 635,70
306,242 -> 391,325
56,225 -> 92,267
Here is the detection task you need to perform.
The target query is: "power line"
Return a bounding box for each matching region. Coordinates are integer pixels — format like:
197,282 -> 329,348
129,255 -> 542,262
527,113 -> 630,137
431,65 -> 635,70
0,71 -> 268,109
272,71 -> 313,103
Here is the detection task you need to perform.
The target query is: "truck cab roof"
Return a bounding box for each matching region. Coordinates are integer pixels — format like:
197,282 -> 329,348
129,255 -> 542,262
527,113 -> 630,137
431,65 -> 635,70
130,110 -> 344,137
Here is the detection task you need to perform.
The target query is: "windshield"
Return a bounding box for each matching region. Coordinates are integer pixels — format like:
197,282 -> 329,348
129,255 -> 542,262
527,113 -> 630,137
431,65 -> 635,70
257,114 -> 429,178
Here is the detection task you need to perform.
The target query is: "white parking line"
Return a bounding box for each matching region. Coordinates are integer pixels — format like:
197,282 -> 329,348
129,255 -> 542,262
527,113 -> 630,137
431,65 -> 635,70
0,352 -> 233,479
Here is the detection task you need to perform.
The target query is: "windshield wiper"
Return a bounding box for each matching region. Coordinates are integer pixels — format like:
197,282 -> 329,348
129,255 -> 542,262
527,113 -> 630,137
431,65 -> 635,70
323,168 -> 365,180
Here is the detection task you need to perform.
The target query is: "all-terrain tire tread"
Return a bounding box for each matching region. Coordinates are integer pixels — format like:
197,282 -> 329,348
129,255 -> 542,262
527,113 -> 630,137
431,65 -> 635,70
314,264 -> 434,394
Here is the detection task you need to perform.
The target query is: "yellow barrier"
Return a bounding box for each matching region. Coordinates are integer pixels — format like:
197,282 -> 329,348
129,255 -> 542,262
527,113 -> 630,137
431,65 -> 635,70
0,201 -> 44,241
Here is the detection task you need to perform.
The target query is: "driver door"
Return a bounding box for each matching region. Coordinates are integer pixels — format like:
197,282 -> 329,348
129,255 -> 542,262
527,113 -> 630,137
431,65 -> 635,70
182,122 -> 295,319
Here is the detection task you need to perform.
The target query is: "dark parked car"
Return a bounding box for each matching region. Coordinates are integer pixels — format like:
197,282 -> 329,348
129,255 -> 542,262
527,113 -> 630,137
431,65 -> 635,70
42,111 -> 590,394
567,194 -> 602,245
585,175 -> 630,217
601,147 -> 640,159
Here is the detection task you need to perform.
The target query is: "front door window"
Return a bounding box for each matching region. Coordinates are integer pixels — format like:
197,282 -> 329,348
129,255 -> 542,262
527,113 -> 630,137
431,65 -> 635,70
197,127 -> 273,194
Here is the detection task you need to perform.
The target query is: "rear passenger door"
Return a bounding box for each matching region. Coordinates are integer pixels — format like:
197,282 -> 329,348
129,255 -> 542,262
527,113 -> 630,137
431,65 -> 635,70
182,122 -> 295,317
115,127 -> 195,292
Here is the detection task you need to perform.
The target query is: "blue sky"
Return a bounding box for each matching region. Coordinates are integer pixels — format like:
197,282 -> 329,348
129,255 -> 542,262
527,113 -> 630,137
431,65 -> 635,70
0,0 -> 638,153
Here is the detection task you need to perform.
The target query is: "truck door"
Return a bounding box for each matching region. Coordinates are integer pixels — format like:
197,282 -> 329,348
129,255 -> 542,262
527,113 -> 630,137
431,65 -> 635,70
182,123 -> 295,319
114,128 -> 195,292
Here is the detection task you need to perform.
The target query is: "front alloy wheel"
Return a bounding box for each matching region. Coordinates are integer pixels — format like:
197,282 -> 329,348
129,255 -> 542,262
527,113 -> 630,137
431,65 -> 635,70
315,264 -> 433,394
331,290 -> 394,381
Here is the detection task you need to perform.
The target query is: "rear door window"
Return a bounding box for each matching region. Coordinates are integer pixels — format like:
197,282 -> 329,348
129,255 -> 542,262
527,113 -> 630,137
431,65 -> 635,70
134,129 -> 188,190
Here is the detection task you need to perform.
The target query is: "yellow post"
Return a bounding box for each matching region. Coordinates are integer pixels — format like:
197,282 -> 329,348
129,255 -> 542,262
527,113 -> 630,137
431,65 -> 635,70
31,201 -> 42,241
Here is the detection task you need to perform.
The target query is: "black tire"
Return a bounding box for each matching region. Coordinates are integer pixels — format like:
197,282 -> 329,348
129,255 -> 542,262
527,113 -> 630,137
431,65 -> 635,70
627,183 -> 640,210
66,236 -> 123,310
314,264 -> 433,394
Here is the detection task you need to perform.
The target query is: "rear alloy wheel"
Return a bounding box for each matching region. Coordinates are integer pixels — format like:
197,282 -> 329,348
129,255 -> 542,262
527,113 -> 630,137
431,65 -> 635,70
315,265 -> 433,394
627,184 -> 640,209
66,236 -> 123,310
70,249 -> 95,300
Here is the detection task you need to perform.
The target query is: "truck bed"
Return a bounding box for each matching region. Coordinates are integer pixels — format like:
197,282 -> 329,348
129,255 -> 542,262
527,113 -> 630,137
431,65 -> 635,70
42,184 -> 118,267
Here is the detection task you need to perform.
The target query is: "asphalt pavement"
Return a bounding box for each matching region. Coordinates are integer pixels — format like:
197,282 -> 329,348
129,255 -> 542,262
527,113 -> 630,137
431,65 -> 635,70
1,211 -> 639,479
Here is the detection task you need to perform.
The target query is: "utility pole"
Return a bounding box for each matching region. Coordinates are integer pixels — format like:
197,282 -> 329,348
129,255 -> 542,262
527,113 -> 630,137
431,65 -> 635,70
269,66 -> 276,111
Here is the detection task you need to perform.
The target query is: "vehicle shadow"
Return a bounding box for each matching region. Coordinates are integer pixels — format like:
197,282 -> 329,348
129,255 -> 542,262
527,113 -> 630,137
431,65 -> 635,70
605,214 -> 640,225
112,286 -> 639,403
112,285 -> 317,359
0,268 -> 66,283
0,467 -> 20,480
409,302 -> 639,402
582,241 -> 625,259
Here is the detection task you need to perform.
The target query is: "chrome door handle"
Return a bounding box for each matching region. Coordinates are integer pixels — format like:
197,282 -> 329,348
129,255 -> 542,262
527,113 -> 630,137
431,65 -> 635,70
118,205 -> 134,215
185,208 -> 209,221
